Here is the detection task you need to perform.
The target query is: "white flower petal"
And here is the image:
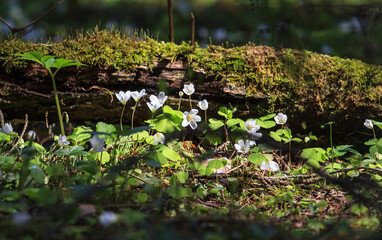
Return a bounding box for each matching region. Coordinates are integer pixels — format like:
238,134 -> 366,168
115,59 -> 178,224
193,115 -> 202,122
260,161 -> 269,170
181,119 -> 189,127
364,119 -> 373,129
189,120 -> 198,130
190,109 -> 199,115
99,211 -> 117,227
269,161 -> 280,172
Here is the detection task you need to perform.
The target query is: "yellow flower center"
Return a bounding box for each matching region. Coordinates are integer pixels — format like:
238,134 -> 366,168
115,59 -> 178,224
187,114 -> 194,122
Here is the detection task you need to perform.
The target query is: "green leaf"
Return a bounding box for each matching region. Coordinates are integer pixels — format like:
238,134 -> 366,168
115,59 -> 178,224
226,118 -> 244,128
350,204 -> 368,216
96,122 -> 116,144
291,137 -> 302,143
98,151 -> 110,164
29,168 -> 45,185
53,58 -> 85,69
70,126 -> 92,144
77,160 -> 98,175
207,159 -> 225,169
256,119 -> 276,129
259,113 -> 276,121
145,152 -> 167,166
16,51 -> 45,66
151,110 -> 182,133
54,145 -> 89,156
346,170 -> 359,177
303,159 -> 320,169
176,171 -> 189,184
208,118 -> 225,130
162,147 -> 180,161
0,132 -> 10,141
167,185 -> 189,199
131,130 -> 149,141
269,131 -> 282,142
23,188 -> 57,206
282,129 -> 292,139
248,152 -> 267,165
218,107 -> 229,119
205,131 -> 222,146
365,139 -> 378,146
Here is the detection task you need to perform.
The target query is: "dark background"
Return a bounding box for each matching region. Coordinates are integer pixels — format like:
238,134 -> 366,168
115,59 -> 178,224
1,0 -> 381,64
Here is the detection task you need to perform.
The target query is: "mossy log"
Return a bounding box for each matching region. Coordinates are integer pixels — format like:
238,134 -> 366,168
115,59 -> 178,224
0,30 -> 381,136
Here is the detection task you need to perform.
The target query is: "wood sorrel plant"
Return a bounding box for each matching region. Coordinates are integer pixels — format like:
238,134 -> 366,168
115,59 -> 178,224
16,51 -> 85,136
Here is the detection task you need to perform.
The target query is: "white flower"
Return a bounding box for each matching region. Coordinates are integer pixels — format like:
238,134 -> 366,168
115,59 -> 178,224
147,92 -> 167,112
244,120 -> 262,138
153,132 -> 165,144
58,134 -> 70,146
27,130 -> 36,140
183,83 -> 195,96
115,91 -> 131,105
198,99 -> 208,111
234,139 -> 256,153
12,211 -> 31,225
131,89 -> 146,102
364,119 -> 373,129
179,91 -> 184,97
90,135 -> 105,153
182,109 -> 201,130
0,123 -> 13,134
274,113 -> 287,125
29,165 -> 39,170
147,102 -> 162,112
156,92 -> 168,105
260,160 -> 280,172
99,211 -> 118,227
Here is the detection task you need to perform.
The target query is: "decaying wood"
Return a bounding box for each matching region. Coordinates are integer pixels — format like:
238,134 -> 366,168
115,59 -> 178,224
0,58 -> 260,126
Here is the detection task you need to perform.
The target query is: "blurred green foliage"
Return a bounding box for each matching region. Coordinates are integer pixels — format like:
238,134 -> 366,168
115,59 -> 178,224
0,0 -> 381,64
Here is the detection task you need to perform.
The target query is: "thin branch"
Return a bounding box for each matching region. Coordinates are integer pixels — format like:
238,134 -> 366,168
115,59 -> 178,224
191,12 -> 195,46
6,114 -> 28,156
0,109 -> 4,128
167,0 -> 174,42
0,0 -> 67,34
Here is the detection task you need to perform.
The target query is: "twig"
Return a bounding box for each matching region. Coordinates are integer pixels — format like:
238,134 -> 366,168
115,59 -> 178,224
0,109 -> 4,128
0,0 -> 67,34
6,114 -> 28,156
127,173 -> 149,185
191,12 -> 195,46
167,0 -> 174,42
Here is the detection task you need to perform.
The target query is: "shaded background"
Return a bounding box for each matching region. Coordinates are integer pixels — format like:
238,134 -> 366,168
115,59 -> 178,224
1,0 -> 382,64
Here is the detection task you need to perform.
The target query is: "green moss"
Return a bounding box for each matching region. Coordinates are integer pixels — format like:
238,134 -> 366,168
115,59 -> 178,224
1,29 -> 381,117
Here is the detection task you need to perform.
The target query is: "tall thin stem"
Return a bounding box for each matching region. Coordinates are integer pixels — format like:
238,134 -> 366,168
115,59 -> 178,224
131,101 -> 138,129
49,70 -> 65,136
189,95 -> 192,110
120,104 -> 126,131
204,110 -> 207,123
178,95 -> 183,111
372,127 -> 379,160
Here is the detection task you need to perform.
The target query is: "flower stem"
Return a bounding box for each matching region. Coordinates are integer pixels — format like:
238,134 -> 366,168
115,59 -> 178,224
372,127 -> 379,160
204,110 -> 207,123
131,101 -> 138,129
120,104 -> 126,131
189,95 -> 192,110
178,96 -> 182,111
148,111 -> 155,136
329,123 -> 334,171
49,70 -> 65,136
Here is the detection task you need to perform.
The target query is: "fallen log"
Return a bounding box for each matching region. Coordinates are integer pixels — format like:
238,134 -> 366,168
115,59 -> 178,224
0,29 -> 381,137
